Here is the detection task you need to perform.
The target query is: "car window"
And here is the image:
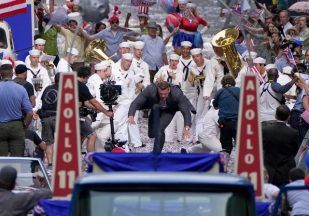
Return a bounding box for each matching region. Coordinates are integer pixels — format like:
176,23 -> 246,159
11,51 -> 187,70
0,28 -> 8,49
0,159 -> 49,190
80,191 -> 253,216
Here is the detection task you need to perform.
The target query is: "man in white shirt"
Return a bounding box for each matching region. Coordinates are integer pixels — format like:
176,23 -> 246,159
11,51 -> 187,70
154,54 -> 182,86
185,100 -> 222,153
177,41 -> 197,142
131,41 -> 150,89
56,47 -> 79,73
112,53 -> 142,149
279,10 -> 293,39
26,49 -> 51,112
25,38 -> 46,66
190,48 -> 222,137
87,61 -> 113,151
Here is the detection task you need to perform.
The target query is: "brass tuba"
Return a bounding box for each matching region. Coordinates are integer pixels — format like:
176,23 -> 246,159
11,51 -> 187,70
211,28 -> 242,78
85,39 -> 112,63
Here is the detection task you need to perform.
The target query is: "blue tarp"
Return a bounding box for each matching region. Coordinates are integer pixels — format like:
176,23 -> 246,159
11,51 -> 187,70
92,152 -> 223,172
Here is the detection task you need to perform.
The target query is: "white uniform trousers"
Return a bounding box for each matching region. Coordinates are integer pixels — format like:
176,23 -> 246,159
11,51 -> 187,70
128,111 -> 143,147
195,91 -> 210,137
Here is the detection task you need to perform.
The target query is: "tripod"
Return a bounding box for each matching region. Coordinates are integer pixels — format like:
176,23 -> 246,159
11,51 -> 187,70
104,103 -> 127,152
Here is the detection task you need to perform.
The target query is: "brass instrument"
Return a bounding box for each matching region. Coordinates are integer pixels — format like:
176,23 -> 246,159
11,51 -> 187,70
42,61 -> 54,70
211,28 -> 242,78
85,39 -> 113,63
188,71 -> 205,86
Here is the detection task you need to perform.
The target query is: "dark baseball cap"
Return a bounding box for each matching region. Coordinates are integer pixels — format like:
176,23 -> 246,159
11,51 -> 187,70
15,64 -> 28,74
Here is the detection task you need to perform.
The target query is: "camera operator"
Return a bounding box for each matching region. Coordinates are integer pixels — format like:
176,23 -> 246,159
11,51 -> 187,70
87,61 -> 113,151
40,73 -> 60,169
77,66 -> 113,152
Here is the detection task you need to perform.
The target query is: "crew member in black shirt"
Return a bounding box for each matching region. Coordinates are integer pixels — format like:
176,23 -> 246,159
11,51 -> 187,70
13,64 -> 36,107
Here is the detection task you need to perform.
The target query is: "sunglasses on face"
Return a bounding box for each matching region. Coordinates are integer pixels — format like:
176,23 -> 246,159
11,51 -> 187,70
111,21 -> 119,24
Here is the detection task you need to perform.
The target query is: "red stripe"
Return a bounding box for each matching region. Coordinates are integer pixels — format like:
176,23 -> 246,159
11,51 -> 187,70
0,0 -> 25,9
0,7 -> 26,19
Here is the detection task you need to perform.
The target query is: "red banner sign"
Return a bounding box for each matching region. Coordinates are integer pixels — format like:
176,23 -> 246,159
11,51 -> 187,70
52,73 -> 81,198
235,74 -> 264,198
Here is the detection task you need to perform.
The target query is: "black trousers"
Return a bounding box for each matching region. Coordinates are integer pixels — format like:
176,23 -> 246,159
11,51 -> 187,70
148,106 -> 175,153
290,110 -> 309,147
219,118 -> 237,154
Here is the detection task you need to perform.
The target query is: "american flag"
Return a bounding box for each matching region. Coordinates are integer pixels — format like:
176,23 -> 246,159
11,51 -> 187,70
0,0 -> 27,19
251,65 -> 266,84
283,47 -> 296,66
131,0 -> 156,6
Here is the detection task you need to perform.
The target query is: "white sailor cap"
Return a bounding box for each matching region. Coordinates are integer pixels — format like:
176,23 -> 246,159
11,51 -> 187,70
282,66 -> 292,75
178,0 -> 187,4
253,57 -> 266,64
169,53 -> 180,61
0,59 -> 12,66
181,41 -> 192,47
187,2 -> 196,8
133,41 -> 145,49
67,12 -> 82,25
66,47 -> 79,56
119,41 -> 131,48
242,51 -> 257,60
14,60 -> 25,67
265,64 -> 277,71
29,49 -> 41,56
95,60 -> 111,71
190,48 -> 202,56
34,38 -> 46,45
122,53 -> 133,61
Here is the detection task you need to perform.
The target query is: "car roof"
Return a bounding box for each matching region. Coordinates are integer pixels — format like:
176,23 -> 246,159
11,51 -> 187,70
75,172 -> 252,187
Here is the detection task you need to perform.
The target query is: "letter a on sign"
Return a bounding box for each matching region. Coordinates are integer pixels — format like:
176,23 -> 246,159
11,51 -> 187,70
52,73 -> 81,198
235,74 -> 264,198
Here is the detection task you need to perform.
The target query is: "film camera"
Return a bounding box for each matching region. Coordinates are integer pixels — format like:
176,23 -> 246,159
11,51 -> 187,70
100,80 -> 122,106
100,81 -> 126,152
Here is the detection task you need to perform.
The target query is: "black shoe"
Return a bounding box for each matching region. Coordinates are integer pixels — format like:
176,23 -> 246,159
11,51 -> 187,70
180,148 -> 187,154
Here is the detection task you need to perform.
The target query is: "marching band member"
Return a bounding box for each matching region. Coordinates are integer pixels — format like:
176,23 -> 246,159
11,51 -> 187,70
56,48 -> 79,73
25,38 -> 46,66
26,49 -> 51,112
154,53 -> 182,86
114,41 -> 131,65
190,48 -> 222,137
112,53 -> 142,149
131,41 -> 150,89
176,41 -> 197,142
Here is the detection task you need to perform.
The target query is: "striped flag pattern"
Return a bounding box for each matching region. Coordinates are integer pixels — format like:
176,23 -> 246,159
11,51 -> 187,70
0,0 -> 27,19
251,65 -> 266,84
283,47 -> 296,66
131,0 -> 156,6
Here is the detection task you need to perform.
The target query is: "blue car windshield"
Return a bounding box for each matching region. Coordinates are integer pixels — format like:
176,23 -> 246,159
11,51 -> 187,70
83,191 -> 253,216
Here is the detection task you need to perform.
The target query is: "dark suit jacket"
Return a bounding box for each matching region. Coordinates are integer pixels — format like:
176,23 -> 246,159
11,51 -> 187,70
128,84 -> 195,127
262,121 -> 299,186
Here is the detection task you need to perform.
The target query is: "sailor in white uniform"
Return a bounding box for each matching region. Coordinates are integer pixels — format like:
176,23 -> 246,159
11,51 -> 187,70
26,49 -> 51,112
25,38 -> 46,66
56,47 -> 79,73
87,60 -> 113,151
112,53 -> 142,149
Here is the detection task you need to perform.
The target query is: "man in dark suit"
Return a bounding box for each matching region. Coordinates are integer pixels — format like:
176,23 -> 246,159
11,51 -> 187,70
262,105 -> 299,187
128,81 -> 195,153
